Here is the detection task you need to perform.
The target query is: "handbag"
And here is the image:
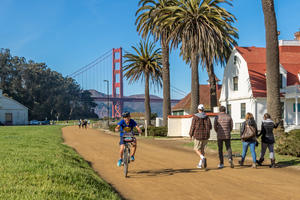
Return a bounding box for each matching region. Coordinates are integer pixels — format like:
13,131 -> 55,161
241,123 -> 256,139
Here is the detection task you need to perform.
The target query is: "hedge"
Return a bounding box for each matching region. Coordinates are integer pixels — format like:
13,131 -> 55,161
276,130 -> 300,157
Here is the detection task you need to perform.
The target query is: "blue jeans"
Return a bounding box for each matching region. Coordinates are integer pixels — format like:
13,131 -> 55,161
242,141 -> 256,163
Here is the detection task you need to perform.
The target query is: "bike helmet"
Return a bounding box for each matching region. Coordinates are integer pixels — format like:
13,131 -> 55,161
122,111 -> 130,118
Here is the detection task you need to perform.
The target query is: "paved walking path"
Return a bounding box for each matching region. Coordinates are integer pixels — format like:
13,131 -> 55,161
62,126 -> 300,200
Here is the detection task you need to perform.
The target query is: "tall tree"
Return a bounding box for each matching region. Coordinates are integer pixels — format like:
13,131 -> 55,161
136,0 -> 175,126
123,39 -> 162,125
161,0 -> 238,113
261,0 -> 282,126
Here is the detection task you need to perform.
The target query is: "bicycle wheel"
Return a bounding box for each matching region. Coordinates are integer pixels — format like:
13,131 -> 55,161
123,146 -> 129,178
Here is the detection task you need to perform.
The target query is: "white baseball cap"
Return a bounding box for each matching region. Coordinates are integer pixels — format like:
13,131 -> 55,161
198,104 -> 204,110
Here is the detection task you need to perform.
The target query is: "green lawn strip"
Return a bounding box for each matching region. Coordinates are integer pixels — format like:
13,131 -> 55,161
184,134 -> 300,166
0,126 -> 120,200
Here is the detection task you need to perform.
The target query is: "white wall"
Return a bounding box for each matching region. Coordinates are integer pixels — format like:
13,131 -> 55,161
221,98 -> 256,130
219,49 -> 253,103
0,96 -> 28,125
285,98 -> 300,125
168,115 -> 217,140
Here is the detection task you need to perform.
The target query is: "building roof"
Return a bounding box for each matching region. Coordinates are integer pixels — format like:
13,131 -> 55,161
236,44 -> 300,97
172,84 -> 222,111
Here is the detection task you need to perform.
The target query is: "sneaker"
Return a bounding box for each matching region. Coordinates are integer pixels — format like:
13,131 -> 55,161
252,163 -> 257,168
229,159 -> 234,168
238,160 -> 244,166
202,158 -> 207,169
218,164 -> 224,169
130,155 -> 135,162
117,159 -> 122,167
197,164 -> 202,168
256,159 -> 263,166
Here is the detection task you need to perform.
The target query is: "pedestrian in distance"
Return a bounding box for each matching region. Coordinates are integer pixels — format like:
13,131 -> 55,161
214,106 -> 234,169
78,119 -> 82,129
256,113 -> 281,168
115,111 -> 142,167
83,119 -> 88,129
239,112 -> 258,168
189,104 -> 212,169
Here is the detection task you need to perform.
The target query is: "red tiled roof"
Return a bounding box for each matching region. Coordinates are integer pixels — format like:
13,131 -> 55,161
172,84 -> 222,110
236,45 -> 300,97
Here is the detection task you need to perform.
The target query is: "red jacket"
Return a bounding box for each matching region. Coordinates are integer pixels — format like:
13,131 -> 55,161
189,113 -> 212,140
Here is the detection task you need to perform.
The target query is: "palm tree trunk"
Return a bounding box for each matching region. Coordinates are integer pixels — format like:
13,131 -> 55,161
190,50 -> 199,114
206,63 -> 217,112
144,73 -> 151,126
261,0 -> 282,130
161,39 -> 171,126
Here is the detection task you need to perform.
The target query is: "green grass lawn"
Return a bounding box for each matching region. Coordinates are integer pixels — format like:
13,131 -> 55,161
184,134 -> 300,166
0,126 -> 120,200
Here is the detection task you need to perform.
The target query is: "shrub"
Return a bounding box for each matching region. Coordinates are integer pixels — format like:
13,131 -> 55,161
147,126 -> 168,137
276,130 -> 300,157
109,124 -> 117,132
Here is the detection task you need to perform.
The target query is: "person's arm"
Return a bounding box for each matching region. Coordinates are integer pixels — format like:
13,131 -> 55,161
115,125 -> 120,132
274,120 -> 282,129
254,121 -> 258,136
213,116 -> 218,132
240,122 -> 245,137
257,123 -> 264,138
208,117 -> 212,130
189,117 -> 196,138
135,125 -> 142,134
230,117 -> 233,132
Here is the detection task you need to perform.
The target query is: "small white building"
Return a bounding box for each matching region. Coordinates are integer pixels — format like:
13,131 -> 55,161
0,89 -> 28,125
220,39 -> 300,131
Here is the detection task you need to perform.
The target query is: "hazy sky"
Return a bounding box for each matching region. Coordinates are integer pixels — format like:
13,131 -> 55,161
0,0 -> 299,99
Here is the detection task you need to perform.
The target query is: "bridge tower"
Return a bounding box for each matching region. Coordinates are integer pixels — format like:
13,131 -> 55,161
112,48 -> 123,118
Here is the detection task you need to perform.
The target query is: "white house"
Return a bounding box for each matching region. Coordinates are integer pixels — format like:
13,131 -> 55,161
220,38 -> 300,131
0,89 -> 28,125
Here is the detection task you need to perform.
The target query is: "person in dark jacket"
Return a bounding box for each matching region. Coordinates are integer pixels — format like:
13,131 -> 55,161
214,106 -> 234,169
257,113 -> 280,168
189,104 -> 212,169
239,113 -> 258,168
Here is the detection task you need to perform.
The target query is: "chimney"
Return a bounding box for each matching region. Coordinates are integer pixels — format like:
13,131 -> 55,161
295,31 -> 300,41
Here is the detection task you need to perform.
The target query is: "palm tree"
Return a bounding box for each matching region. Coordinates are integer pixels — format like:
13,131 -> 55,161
160,0 -> 238,113
136,0 -> 175,126
123,39 -> 162,125
261,0 -> 282,128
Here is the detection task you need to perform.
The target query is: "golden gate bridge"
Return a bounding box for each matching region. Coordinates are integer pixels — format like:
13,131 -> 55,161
69,48 -> 185,118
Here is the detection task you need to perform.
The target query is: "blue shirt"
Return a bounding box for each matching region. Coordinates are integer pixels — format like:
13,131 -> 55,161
117,119 -> 137,136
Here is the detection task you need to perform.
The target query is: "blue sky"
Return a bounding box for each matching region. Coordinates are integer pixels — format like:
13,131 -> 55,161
0,0 -> 299,99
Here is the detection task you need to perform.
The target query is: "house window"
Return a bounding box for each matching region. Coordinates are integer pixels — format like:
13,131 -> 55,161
241,103 -> 246,119
5,113 -> 13,125
227,104 -> 231,116
233,76 -> 238,91
173,110 -> 184,116
293,103 -> 300,112
280,74 -> 283,89
234,56 -> 237,64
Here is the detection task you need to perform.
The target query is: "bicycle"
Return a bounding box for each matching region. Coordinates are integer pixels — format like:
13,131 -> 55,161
122,132 -> 138,178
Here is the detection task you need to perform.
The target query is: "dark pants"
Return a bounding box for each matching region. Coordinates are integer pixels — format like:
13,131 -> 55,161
217,139 -> 233,164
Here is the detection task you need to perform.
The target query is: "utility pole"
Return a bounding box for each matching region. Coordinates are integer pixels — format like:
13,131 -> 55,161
104,80 -> 109,127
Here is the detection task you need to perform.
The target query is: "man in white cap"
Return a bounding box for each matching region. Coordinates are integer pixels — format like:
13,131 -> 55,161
189,104 -> 212,168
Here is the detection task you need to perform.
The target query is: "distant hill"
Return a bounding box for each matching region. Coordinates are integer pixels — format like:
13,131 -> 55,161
89,90 -> 177,118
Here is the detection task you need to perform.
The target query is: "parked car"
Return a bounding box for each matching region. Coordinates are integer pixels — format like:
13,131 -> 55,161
29,120 -> 40,125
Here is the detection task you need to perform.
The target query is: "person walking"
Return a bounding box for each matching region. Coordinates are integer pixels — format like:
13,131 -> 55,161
239,113 -> 258,168
214,106 -> 234,169
256,113 -> 281,168
189,104 -> 212,169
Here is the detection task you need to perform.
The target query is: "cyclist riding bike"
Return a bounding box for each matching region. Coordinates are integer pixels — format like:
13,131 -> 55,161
115,111 -> 142,167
